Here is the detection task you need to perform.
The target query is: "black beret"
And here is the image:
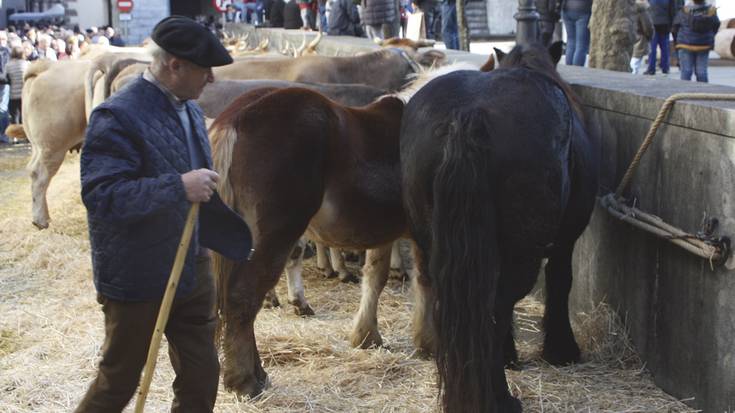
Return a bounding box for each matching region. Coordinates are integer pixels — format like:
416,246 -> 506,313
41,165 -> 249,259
151,16 -> 233,67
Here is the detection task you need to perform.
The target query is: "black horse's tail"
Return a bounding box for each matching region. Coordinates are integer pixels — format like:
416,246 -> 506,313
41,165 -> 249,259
431,108 -> 499,413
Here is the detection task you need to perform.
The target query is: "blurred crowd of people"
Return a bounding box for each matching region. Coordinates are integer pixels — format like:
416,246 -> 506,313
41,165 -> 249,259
224,0 -> 457,48
0,23 -> 126,143
536,0 -> 720,82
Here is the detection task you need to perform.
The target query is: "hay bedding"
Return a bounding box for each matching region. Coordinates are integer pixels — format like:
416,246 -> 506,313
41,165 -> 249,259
0,148 -> 698,412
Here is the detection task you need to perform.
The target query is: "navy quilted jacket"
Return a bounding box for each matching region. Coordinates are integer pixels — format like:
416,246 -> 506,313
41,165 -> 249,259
81,76 -> 251,302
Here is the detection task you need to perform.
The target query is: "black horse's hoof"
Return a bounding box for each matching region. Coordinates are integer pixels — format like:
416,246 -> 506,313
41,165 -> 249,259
498,395 -> 522,413
542,336 -> 581,366
340,273 -> 360,284
323,270 -> 339,279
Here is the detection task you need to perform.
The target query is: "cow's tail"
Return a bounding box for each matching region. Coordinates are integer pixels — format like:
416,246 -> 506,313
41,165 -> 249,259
105,58 -> 149,98
22,61 -> 54,171
22,60 -> 53,83
209,119 -> 240,343
431,108 -> 499,413
84,59 -> 106,122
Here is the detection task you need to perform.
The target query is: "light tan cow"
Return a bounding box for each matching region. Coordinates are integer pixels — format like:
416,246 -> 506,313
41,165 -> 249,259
23,59 -> 91,229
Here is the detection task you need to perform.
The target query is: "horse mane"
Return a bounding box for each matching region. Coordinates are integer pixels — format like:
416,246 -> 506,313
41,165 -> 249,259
499,44 -> 584,119
209,87 -> 281,342
391,61 -> 479,103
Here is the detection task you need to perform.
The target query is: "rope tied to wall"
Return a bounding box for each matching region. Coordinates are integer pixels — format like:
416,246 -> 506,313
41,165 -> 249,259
603,93 -> 735,267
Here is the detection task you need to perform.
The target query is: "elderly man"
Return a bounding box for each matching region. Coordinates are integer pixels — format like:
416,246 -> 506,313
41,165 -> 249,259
75,16 -> 251,413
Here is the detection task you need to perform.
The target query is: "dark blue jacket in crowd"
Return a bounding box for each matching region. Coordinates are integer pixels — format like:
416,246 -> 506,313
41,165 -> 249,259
649,0 -> 676,26
673,3 -> 720,48
81,76 -> 252,302
328,0 -> 361,35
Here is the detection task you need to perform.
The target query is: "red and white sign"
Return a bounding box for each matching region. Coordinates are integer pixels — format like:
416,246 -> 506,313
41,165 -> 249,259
117,0 -> 133,13
212,0 -> 233,13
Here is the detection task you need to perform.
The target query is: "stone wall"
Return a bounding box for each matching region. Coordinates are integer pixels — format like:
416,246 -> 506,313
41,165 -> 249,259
562,66 -> 735,412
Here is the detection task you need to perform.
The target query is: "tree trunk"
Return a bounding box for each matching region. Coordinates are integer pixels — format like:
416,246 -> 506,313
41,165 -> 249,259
456,0 -> 470,51
588,0 -> 636,72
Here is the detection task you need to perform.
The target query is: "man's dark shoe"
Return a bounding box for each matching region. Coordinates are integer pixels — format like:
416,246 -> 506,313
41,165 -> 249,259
643,70 -> 655,75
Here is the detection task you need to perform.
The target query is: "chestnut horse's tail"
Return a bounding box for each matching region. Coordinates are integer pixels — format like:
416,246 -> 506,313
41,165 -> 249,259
431,108 -> 500,413
209,120 -> 240,343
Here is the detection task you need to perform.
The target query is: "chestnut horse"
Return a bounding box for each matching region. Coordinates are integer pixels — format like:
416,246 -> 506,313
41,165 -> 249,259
208,63 -> 478,398
209,88 -> 406,397
400,43 -> 599,412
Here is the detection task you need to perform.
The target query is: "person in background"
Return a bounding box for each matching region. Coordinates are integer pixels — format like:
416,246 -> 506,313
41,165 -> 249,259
66,35 -> 82,59
644,0 -> 675,75
284,0 -> 304,29
412,0 -> 437,39
440,0 -> 459,49
328,0 -> 363,35
672,0 -> 719,82
0,31 -> 10,144
297,0 -> 315,29
362,0 -> 398,40
22,40 -> 38,61
318,0 -> 329,32
5,45 -> 28,124
106,27 -> 126,47
536,0 -> 561,47
36,34 -> 57,60
630,0 -> 654,74
269,0 -> 286,27
53,38 -> 68,60
561,0 -> 592,66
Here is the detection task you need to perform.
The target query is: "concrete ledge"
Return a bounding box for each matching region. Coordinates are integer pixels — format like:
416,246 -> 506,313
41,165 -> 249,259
223,23 -> 735,412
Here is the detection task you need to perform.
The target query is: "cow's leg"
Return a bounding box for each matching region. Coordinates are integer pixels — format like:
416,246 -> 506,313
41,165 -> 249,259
350,243 -> 392,348
410,241 -> 436,355
390,240 -> 403,270
262,289 -> 280,309
222,239 -> 293,398
30,148 -> 66,229
315,242 -> 337,278
285,239 -> 315,316
390,240 -> 410,281
331,247 -> 359,283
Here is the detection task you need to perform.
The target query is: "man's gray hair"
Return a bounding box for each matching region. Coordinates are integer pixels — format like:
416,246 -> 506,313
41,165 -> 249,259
147,41 -> 173,71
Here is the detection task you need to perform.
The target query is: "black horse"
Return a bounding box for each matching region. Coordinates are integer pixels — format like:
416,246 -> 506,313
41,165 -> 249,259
400,42 -> 599,412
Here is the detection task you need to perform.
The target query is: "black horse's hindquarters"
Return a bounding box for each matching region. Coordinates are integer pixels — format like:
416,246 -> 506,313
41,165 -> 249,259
400,64 -> 596,413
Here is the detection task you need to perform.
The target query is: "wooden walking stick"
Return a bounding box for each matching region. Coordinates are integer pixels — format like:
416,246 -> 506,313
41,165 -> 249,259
134,202 -> 200,413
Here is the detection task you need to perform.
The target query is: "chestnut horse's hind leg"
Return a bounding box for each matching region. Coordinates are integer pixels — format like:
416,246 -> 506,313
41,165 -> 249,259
285,239 -> 315,316
350,243 -> 392,348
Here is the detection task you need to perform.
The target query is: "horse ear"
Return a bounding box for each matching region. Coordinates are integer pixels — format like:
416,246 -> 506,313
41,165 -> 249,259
548,41 -> 564,66
493,47 -> 506,63
480,53 -> 495,72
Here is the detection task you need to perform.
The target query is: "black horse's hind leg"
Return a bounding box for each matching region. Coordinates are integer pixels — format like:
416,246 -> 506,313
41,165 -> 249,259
503,321 -> 520,369
542,242 -> 581,365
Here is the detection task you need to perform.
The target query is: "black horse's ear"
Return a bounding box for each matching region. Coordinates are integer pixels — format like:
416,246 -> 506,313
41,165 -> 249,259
493,47 -> 506,63
548,41 -> 563,66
